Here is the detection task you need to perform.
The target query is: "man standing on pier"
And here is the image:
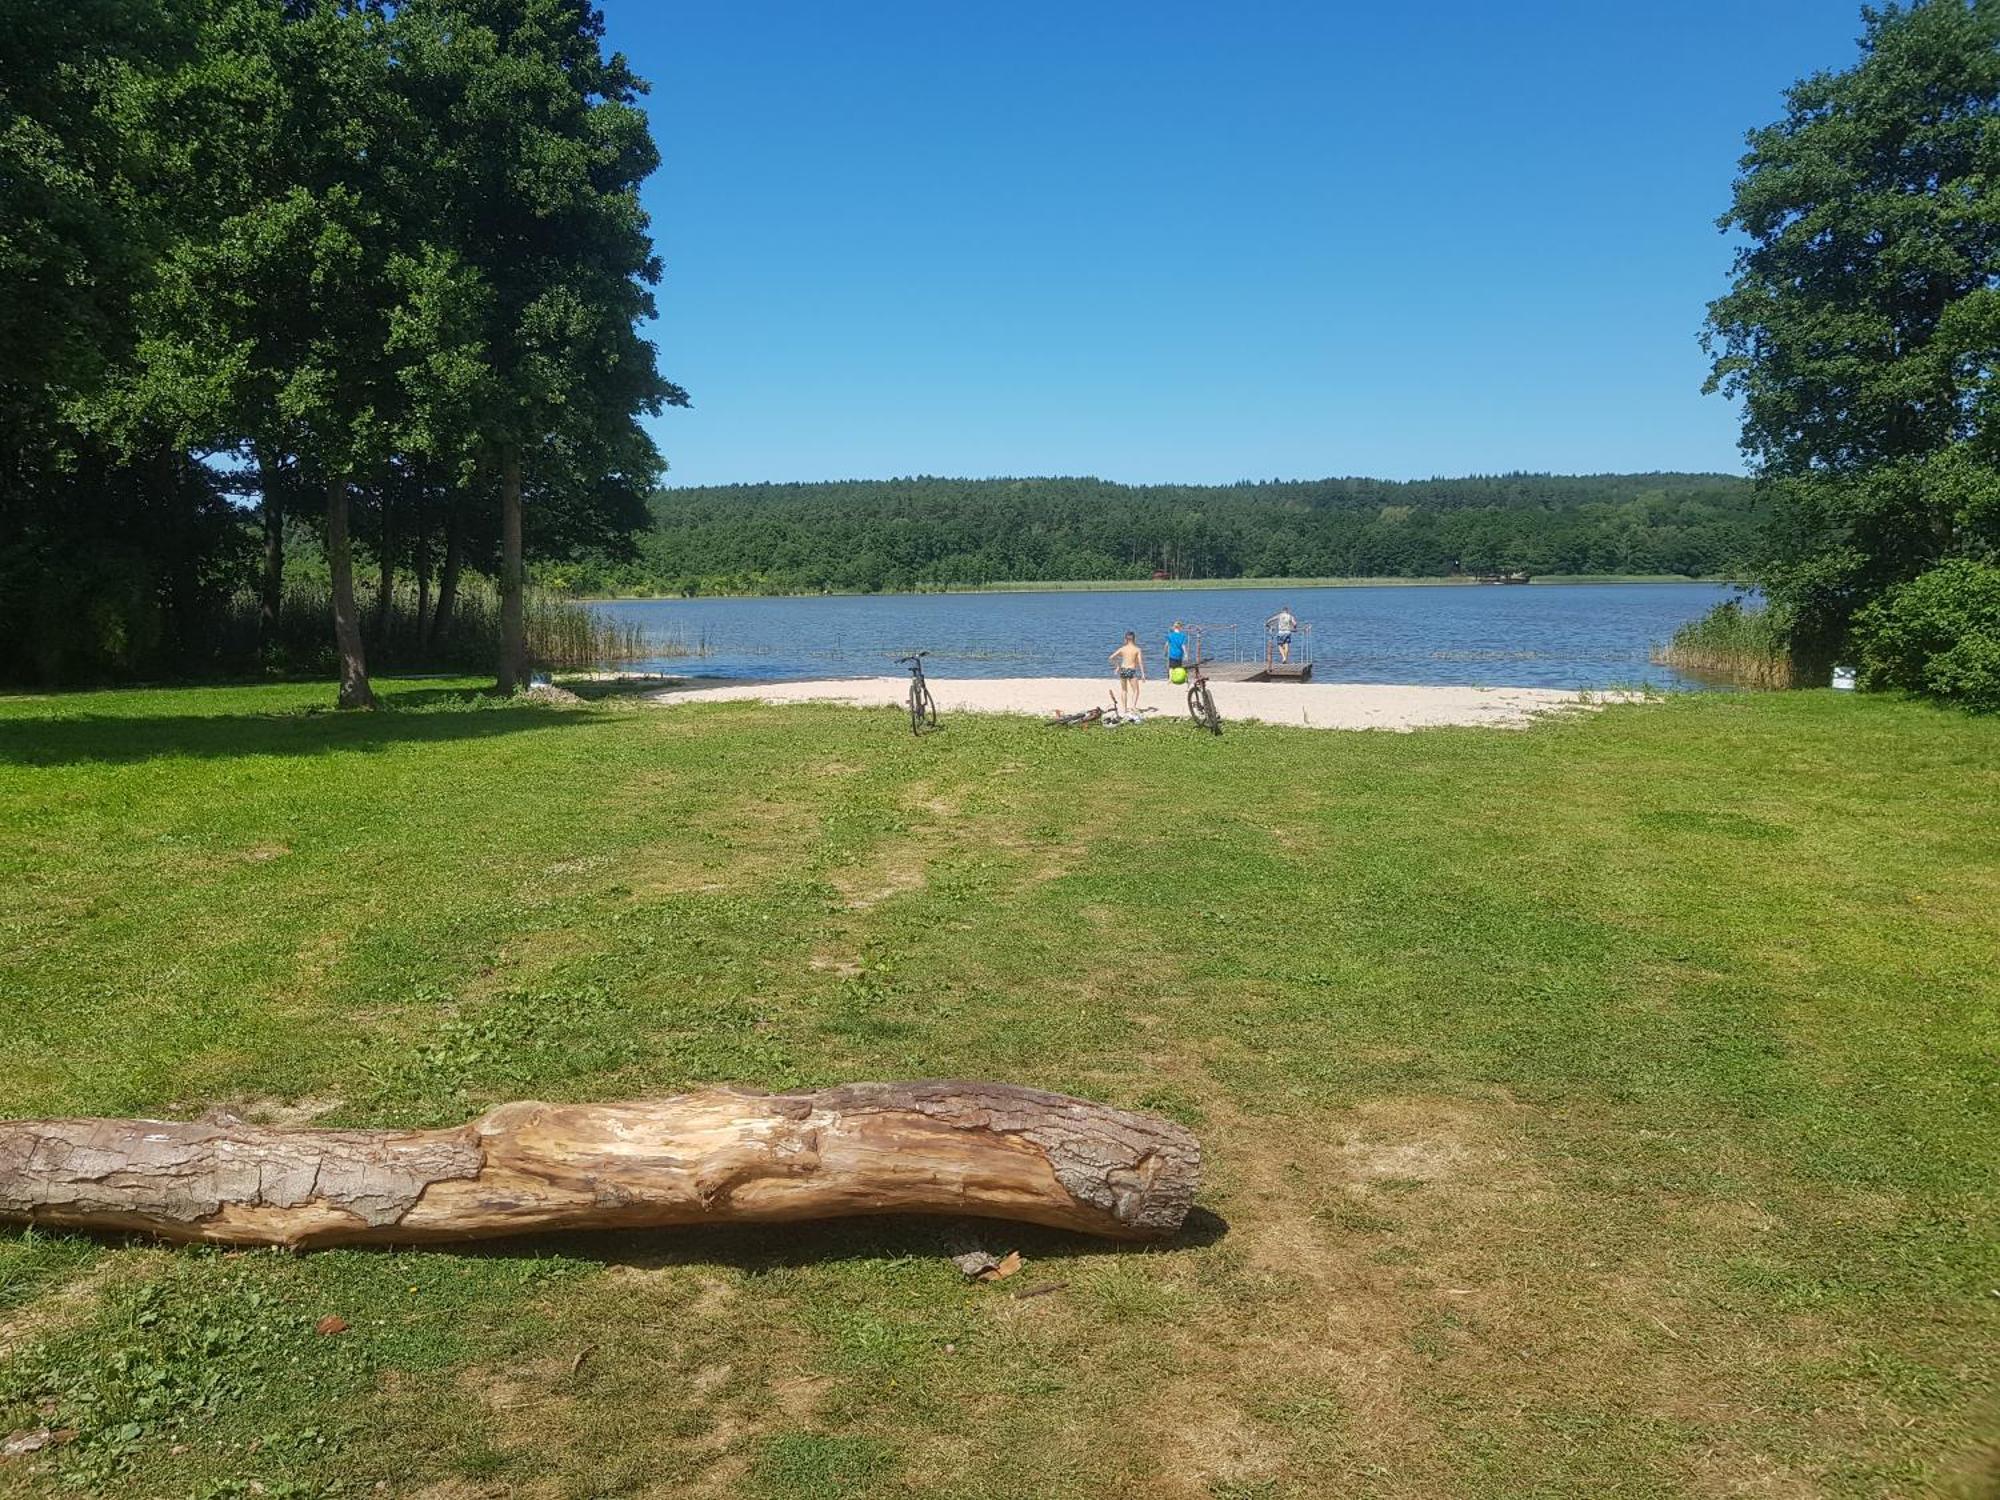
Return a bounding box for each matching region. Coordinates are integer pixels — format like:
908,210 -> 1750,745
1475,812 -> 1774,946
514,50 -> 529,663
1266,605 -> 1298,664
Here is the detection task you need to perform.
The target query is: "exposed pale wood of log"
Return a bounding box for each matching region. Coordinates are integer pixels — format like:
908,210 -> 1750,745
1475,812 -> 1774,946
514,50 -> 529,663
0,1082 -> 1202,1249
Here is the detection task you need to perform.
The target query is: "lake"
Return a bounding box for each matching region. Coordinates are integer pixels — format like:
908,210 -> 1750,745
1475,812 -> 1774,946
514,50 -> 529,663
591,581 -> 1739,690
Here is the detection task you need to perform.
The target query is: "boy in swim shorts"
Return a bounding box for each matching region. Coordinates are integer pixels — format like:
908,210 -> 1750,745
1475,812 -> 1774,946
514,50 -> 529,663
1109,631 -> 1145,712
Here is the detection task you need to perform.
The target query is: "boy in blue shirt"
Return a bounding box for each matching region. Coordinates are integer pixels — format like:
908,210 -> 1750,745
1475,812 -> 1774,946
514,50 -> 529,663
1164,620 -> 1189,683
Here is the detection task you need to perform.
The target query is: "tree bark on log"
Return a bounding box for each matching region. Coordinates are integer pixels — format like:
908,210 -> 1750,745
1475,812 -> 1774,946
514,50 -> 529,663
0,1083 -> 1200,1250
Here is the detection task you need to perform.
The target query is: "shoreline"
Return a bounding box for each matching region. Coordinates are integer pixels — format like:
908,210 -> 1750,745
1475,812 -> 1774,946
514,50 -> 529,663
647,675 -> 1642,733
578,574 -> 1732,605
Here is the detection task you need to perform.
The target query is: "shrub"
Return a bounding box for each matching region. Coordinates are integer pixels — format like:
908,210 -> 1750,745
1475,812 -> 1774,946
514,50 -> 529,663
1852,559 -> 2000,713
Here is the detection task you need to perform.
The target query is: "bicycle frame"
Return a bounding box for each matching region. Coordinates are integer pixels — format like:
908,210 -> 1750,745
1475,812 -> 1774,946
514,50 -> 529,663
898,652 -> 937,734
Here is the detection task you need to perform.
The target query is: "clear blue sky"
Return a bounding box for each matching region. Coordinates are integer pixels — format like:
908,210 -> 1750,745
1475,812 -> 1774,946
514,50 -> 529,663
609,1 -> 1868,487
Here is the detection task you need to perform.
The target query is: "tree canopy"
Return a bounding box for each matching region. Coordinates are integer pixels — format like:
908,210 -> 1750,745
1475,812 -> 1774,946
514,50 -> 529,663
1704,0 -> 2000,687
0,0 -> 683,694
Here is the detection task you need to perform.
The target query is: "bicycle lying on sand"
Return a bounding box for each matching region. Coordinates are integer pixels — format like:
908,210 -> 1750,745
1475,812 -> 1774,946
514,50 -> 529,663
1186,659 -> 1222,735
898,652 -> 939,735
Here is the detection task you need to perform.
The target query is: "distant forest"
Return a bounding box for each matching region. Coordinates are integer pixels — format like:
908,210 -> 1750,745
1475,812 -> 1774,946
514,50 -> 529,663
549,473 -> 1763,596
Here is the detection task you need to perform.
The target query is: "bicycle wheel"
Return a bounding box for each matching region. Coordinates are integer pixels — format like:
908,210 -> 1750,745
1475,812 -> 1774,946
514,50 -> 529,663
1195,682 -> 1222,735
909,680 -> 938,734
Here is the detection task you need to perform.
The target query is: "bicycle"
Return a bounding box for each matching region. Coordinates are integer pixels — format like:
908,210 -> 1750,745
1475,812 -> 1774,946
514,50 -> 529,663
1047,705 -> 1104,728
898,652 -> 939,735
1186,658 -> 1222,735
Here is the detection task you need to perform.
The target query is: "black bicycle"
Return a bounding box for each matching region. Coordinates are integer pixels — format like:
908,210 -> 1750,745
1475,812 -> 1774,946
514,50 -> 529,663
899,652 -> 939,735
1186,658 -> 1222,735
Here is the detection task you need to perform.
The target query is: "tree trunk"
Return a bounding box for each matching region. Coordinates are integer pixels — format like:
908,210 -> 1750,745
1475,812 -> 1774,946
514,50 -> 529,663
430,489 -> 463,650
498,445 -> 526,692
373,479 -> 396,651
325,472 -> 376,710
258,450 -> 283,653
0,1082 -> 1201,1250
414,483 -> 432,658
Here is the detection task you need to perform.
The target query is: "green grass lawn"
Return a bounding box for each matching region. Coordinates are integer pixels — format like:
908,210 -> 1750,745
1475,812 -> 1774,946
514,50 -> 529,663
0,680 -> 1994,1499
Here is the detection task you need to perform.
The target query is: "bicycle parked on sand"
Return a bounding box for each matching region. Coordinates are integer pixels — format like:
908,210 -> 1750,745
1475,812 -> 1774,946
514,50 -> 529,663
898,652 -> 939,735
1186,658 -> 1222,735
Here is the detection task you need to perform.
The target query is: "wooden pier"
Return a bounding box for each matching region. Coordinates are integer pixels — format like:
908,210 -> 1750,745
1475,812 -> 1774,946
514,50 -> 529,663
1199,660 -> 1314,683
1186,619 -> 1315,682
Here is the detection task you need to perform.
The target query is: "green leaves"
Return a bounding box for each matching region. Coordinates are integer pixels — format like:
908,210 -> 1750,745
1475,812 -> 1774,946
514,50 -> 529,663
2,0 -> 688,693
1703,0 -> 2000,667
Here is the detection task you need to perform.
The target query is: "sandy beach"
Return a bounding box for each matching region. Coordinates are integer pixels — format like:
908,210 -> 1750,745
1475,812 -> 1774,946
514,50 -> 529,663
647,676 -> 1625,731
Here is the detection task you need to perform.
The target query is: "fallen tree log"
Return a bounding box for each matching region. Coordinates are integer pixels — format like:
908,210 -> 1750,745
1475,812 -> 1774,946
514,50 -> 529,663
0,1082 -> 1201,1249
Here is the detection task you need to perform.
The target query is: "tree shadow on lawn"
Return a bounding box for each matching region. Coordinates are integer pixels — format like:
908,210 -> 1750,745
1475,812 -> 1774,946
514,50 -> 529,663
0,697 -> 594,768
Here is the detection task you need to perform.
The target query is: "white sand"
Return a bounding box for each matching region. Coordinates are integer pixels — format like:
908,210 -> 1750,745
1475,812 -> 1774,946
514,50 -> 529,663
647,676 -> 1626,732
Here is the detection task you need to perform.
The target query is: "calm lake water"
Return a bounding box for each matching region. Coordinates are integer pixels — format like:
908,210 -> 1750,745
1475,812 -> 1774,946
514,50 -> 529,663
592,581 -> 1739,690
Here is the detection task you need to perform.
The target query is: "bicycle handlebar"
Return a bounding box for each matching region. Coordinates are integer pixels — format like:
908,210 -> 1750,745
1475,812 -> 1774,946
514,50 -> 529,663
896,652 -> 930,665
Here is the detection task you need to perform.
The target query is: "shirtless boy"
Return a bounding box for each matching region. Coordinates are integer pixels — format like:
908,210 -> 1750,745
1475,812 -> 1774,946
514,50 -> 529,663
1109,631 -> 1145,712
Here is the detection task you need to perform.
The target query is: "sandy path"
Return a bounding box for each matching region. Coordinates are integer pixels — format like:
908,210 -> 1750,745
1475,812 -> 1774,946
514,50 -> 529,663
647,676 -> 1622,731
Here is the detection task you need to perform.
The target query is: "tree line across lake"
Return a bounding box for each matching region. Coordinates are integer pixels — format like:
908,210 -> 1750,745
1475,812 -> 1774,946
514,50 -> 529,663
552,472 -> 1760,598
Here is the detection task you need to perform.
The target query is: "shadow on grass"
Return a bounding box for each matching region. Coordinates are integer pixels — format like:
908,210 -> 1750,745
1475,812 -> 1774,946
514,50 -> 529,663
406,1207 -> 1231,1271
2,1209 -> 1229,1273
0,697 -> 591,767
560,676 -> 688,703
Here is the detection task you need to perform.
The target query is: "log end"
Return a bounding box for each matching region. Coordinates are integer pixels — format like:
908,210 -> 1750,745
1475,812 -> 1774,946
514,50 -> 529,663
786,1081 -> 1204,1240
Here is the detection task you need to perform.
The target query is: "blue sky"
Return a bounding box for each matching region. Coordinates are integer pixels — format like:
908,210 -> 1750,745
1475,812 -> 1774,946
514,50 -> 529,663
611,1 -> 1868,487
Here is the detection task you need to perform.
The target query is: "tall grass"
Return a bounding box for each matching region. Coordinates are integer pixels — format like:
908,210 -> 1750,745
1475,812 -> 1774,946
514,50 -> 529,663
1653,598 -> 1801,687
222,578 -> 696,677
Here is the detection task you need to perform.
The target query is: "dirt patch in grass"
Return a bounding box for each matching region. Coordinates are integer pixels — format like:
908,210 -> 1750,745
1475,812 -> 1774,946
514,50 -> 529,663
1161,1401 -> 1284,1493
830,858 -> 927,912
423,1265 -> 836,1498
901,785 -> 964,820
1100,1086 -> 1859,1496
1199,1094 -> 1501,1478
